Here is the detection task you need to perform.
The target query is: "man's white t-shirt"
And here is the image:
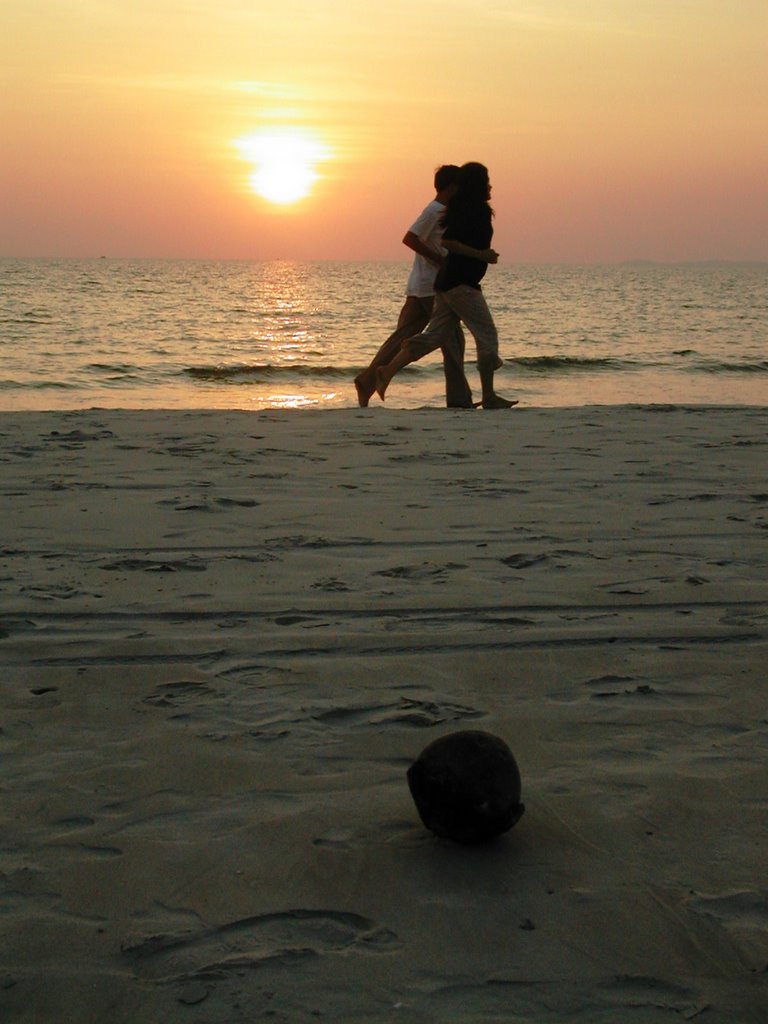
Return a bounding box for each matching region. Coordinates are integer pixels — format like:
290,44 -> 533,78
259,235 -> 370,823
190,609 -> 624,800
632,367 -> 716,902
405,199 -> 446,298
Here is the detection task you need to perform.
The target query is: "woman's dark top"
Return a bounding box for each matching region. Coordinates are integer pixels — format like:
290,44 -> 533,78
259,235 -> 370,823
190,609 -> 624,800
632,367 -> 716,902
436,202 -> 493,292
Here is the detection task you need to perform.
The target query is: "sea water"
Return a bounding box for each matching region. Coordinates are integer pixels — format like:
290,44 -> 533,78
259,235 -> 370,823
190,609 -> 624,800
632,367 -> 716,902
1,258 -> 766,411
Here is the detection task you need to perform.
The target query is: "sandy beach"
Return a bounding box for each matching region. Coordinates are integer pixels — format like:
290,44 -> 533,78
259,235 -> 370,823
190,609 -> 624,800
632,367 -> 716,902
1,404 -> 766,1023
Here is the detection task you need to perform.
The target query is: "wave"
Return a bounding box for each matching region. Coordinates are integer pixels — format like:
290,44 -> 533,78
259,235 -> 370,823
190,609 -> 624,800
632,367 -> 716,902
0,379 -> 76,390
184,354 -> 768,384
184,363 -> 353,382
487,355 -> 767,376
0,314 -> 55,325
185,356 -> 636,383
507,355 -> 634,373
693,359 -> 768,375
87,362 -> 142,373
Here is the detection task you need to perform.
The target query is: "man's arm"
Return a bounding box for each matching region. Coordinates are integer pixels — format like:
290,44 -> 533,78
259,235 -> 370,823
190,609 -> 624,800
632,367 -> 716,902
403,230 -> 444,267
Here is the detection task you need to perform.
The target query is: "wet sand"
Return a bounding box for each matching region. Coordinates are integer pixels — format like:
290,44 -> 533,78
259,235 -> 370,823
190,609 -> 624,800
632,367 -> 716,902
1,405 -> 766,1022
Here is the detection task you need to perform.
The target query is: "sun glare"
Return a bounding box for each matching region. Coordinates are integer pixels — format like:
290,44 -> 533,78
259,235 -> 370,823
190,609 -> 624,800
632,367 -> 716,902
236,129 -> 329,205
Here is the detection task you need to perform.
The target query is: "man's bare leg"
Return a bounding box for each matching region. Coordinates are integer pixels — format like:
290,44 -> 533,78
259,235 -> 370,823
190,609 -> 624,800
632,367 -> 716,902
354,297 -> 431,407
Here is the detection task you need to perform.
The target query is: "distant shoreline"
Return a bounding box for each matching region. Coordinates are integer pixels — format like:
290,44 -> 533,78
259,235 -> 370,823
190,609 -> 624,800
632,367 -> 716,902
2,254 -> 767,267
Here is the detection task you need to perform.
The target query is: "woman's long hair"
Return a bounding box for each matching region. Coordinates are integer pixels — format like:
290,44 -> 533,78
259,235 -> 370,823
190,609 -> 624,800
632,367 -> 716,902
442,162 -> 493,232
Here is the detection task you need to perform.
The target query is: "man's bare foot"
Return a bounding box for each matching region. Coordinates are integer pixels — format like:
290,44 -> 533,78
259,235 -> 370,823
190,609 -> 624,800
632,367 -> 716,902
375,367 -> 390,401
480,394 -> 519,409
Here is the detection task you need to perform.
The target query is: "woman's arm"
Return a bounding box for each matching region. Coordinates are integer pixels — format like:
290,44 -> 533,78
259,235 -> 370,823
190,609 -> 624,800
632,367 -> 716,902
442,239 -> 499,263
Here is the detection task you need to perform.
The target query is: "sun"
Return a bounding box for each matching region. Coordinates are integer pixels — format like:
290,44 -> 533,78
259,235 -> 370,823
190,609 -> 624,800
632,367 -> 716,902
236,128 -> 328,205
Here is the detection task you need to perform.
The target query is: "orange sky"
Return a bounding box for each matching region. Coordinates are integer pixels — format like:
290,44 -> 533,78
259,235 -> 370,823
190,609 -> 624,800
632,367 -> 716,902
1,1 -> 766,262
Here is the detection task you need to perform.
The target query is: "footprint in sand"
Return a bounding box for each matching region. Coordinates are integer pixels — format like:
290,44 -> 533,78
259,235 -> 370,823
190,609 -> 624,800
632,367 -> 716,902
156,498 -> 217,512
100,557 -> 208,573
422,974 -> 706,1020
141,680 -> 216,709
458,477 -> 528,498
122,908 -> 399,982
501,552 -> 550,570
310,577 -> 351,592
684,890 -> 768,932
215,497 -> 259,508
51,815 -> 95,829
45,428 -> 114,447
309,696 -> 484,730
375,562 -> 467,581
244,696 -> 485,743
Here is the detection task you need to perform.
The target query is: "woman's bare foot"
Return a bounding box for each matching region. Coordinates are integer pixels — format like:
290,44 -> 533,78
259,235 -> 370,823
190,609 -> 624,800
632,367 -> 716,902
375,367 -> 391,401
480,394 -> 518,409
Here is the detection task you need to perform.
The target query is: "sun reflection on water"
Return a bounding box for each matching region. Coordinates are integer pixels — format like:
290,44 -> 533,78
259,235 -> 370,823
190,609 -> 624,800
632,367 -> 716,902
259,392 -> 321,409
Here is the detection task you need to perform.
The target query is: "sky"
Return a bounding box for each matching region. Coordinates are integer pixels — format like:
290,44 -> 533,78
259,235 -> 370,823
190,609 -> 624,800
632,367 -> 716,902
1,0 -> 767,263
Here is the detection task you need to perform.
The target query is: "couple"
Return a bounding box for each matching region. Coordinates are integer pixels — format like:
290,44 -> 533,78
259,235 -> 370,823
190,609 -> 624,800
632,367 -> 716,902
354,162 -> 516,410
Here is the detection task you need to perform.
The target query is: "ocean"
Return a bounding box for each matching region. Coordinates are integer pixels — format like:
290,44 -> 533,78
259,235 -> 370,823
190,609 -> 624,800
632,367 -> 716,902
1,258 -> 766,411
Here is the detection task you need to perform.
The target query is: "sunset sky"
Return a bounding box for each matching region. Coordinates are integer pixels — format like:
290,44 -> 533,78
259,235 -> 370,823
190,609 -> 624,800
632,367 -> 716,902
2,1 -> 766,263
